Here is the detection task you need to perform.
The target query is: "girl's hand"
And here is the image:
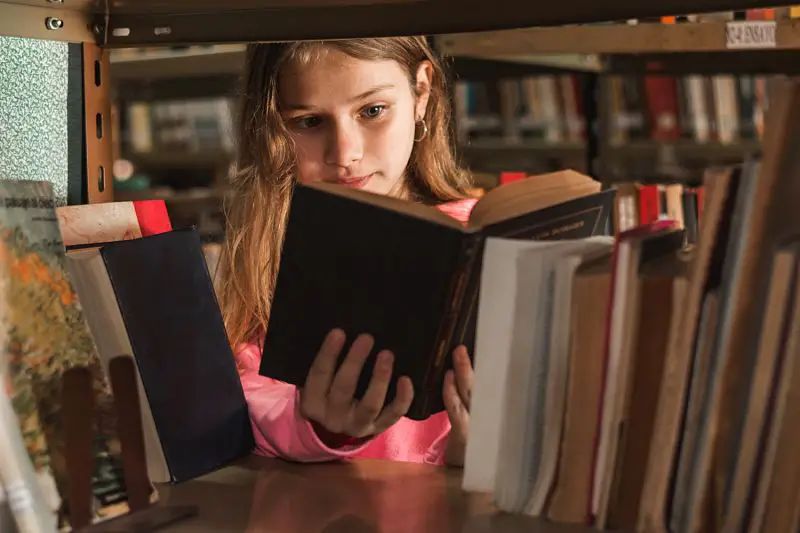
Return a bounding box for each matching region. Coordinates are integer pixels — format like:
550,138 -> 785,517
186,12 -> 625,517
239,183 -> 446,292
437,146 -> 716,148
443,345 -> 472,467
299,328 -> 414,443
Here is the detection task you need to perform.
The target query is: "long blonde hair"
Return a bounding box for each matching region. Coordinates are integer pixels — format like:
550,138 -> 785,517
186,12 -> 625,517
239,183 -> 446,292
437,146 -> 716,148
216,37 -> 474,351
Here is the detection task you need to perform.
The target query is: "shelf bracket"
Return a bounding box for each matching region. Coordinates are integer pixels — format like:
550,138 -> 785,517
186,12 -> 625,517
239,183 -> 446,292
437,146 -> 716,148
83,42 -> 114,204
91,12 -> 109,48
0,1 -> 93,43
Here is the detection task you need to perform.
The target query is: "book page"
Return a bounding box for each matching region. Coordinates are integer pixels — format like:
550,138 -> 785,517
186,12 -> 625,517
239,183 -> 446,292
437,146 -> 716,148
463,238 -> 558,493
500,239 -> 612,515
467,170 -> 601,229
526,238 -> 614,516
66,251 -> 170,485
494,244 -> 555,513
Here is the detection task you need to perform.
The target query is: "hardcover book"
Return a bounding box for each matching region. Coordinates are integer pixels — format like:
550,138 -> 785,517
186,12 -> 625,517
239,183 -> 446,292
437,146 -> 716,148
66,228 -> 254,484
56,199 -> 172,249
259,170 -> 615,420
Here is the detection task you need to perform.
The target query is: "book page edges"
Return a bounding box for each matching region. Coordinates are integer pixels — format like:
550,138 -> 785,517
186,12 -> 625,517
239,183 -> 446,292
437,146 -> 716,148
467,169 -> 602,229
65,250 -> 170,485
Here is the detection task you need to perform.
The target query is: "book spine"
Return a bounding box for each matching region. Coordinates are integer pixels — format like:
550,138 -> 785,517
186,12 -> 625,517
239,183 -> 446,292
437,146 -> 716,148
421,234 -> 483,416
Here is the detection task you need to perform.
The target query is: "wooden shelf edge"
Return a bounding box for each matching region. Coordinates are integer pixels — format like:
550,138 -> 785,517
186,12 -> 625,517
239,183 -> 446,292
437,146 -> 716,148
439,20 -> 800,57
95,0 -> 783,47
124,150 -> 232,168
460,140 -> 760,156
0,0 -> 787,47
443,52 -> 603,74
109,45 -> 246,80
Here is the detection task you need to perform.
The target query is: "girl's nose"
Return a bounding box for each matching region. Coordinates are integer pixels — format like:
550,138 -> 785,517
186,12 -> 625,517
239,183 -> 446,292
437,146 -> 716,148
324,120 -> 363,170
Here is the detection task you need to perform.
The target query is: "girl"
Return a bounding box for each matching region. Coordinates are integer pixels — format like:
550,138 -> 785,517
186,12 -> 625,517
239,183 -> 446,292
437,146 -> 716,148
216,37 -> 479,467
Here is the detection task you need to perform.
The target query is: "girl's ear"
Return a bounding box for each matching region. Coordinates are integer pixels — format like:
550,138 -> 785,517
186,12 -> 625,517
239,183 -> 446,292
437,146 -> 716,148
414,60 -> 434,121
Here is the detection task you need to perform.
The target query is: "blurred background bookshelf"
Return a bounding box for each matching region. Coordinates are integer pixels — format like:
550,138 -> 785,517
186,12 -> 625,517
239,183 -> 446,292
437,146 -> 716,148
107,7 -> 796,243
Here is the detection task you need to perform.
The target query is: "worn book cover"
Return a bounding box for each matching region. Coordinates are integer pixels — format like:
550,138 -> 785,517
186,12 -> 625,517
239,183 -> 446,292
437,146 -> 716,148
0,180 -> 135,528
260,171 -> 615,420
56,199 -> 172,249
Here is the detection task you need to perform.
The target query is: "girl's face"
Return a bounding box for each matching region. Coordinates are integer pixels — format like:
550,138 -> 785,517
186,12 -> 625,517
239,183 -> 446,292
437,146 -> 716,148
278,48 -> 432,198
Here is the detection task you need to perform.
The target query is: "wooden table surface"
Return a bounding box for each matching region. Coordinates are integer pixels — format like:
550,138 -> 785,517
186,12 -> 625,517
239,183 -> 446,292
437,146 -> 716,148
147,455 -> 596,533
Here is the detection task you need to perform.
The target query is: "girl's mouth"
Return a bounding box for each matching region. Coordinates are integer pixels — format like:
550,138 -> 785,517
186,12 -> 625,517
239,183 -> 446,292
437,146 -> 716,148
337,173 -> 374,189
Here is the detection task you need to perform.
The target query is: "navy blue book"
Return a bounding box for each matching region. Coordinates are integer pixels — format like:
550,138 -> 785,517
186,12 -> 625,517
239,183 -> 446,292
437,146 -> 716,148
77,227 -> 255,483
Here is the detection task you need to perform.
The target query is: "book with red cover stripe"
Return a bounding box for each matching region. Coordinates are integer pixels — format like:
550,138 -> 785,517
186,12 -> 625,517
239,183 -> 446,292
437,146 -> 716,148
587,220 -> 680,526
638,185 -> 663,225
643,76 -> 681,141
131,200 -> 173,237
57,200 -> 173,249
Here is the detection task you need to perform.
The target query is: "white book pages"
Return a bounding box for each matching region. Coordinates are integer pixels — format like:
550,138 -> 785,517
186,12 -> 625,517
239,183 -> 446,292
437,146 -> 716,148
492,238 -> 611,513
527,239 -> 614,516
494,247 -> 553,512
462,238 -> 556,494
66,251 -> 170,484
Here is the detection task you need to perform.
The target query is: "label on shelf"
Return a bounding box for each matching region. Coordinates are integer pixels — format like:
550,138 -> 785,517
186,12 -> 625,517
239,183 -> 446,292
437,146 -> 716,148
725,20 -> 777,49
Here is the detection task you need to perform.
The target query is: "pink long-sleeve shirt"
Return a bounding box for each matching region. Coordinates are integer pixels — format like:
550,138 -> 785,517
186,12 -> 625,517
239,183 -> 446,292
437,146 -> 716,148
234,197 -> 478,465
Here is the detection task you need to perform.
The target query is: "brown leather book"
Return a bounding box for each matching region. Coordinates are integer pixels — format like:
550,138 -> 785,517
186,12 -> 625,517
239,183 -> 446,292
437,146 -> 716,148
545,256 -> 612,524
606,250 -> 690,530
636,165 -> 740,533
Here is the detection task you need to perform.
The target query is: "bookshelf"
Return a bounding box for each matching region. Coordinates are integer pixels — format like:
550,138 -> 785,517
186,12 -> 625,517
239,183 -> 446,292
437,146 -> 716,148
0,0 -> 783,46
440,18 -> 800,76
440,19 -> 800,57
2,1 -> 794,43
1,1 -> 798,532
99,9 -> 794,214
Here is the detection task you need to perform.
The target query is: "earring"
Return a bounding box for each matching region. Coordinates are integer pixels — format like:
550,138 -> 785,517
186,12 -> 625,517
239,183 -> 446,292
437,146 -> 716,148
414,118 -> 428,142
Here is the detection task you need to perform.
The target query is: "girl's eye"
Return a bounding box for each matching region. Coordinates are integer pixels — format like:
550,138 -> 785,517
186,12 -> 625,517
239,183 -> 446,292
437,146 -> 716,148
362,105 -> 386,119
295,116 -> 322,129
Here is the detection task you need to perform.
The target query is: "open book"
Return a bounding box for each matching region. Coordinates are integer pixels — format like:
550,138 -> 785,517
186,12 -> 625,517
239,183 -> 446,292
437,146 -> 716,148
259,170 -> 616,420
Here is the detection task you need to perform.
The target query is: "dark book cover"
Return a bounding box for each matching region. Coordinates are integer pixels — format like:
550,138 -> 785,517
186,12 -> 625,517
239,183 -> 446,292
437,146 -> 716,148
100,227 -> 254,482
260,183 -> 615,420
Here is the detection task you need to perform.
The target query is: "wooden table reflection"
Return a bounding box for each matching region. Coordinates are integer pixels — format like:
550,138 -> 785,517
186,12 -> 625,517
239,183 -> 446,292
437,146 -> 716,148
154,455 -> 595,533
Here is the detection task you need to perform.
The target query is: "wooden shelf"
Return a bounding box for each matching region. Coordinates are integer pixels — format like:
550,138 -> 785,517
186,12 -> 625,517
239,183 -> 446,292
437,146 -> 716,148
125,150 -> 232,169
110,45 -> 246,80
440,20 -> 800,56
439,20 -> 800,73
114,74 -> 239,101
0,0 -> 786,46
109,48 -> 596,85
608,139 -> 761,159
121,141 -> 759,172
461,139 -> 759,158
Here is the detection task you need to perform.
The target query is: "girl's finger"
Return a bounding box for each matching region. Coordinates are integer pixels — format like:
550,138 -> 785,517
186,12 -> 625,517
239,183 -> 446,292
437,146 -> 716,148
351,350 -> 394,430
373,376 -> 414,434
327,333 -> 374,421
443,370 -> 468,430
301,328 -> 346,419
453,346 -> 473,409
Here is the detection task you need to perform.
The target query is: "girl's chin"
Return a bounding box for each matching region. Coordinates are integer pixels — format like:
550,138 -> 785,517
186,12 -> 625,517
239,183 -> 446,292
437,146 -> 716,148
367,178 -> 408,199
